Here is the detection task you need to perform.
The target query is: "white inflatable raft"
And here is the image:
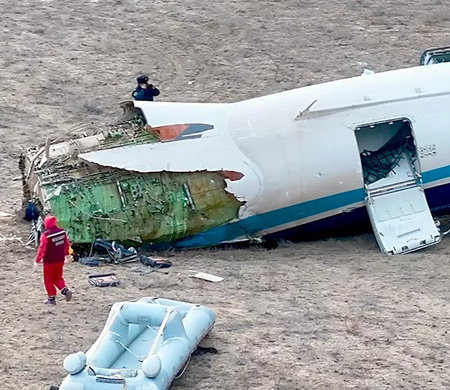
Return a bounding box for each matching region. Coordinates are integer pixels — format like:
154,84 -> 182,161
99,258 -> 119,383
59,297 -> 216,390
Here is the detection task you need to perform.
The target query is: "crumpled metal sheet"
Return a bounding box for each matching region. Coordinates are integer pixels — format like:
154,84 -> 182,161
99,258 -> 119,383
79,136 -> 241,173
78,135 -> 262,205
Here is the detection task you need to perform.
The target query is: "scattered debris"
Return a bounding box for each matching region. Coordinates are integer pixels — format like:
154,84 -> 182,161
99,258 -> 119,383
0,211 -> 13,218
0,234 -> 24,244
130,266 -> 153,274
88,273 -> 121,287
93,239 -> 138,263
79,257 -> 99,267
25,217 -> 42,247
362,68 -> 375,76
139,255 -> 172,269
189,270 -> 223,282
193,345 -> 218,356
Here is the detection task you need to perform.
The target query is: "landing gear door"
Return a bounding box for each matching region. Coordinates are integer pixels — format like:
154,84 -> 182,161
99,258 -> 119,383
366,183 -> 441,255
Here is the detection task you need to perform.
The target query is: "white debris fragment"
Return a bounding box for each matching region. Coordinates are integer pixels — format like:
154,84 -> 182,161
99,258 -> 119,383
189,271 -> 223,282
362,68 -> 375,76
0,235 -> 23,244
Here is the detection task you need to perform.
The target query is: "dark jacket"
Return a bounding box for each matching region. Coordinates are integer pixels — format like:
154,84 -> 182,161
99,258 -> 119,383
132,85 -> 160,101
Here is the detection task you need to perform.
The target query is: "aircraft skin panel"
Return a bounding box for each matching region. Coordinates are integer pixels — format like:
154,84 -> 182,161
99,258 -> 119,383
256,170 -> 450,241
230,62 -> 450,120
228,108 -> 364,215
79,136 -> 263,207
333,97 -> 450,180
227,81 -> 450,221
80,137 -> 242,172
272,179 -> 450,241
172,153 -> 450,248
172,178 -> 450,249
424,180 -> 450,216
172,187 -> 367,248
259,180 -> 450,244
244,199 -> 367,239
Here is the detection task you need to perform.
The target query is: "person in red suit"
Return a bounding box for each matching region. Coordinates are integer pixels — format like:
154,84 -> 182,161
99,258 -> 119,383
35,215 -> 73,304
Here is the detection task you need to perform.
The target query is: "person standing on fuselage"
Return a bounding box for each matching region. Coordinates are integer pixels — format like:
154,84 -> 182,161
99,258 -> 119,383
35,215 -> 73,305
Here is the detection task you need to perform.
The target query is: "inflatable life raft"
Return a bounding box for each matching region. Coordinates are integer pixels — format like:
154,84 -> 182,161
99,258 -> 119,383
59,297 -> 216,390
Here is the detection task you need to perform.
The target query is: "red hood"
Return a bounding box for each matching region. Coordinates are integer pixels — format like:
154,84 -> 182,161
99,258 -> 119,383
43,215 -> 57,229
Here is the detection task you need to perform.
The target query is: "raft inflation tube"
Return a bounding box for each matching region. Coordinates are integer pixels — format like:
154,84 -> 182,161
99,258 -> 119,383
59,298 -> 216,390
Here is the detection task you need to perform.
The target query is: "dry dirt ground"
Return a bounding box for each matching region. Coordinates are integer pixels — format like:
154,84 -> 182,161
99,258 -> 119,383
1,1 -> 450,389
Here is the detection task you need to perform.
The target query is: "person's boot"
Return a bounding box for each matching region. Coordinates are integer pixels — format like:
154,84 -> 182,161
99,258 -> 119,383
44,296 -> 56,305
61,287 -> 73,302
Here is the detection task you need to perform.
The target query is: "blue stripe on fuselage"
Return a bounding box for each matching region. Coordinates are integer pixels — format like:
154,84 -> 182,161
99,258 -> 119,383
173,164 -> 450,248
422,164 -> 450,185
174,188 -> 366,247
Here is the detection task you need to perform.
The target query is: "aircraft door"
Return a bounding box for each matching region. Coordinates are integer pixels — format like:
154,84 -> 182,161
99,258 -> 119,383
355,118 -> 441,254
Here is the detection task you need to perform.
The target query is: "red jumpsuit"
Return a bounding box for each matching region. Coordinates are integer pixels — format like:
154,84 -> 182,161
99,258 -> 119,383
35,216 -> 70,298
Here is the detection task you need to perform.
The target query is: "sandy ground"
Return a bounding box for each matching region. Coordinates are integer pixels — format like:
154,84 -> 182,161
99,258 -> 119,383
1,0 -> 450,389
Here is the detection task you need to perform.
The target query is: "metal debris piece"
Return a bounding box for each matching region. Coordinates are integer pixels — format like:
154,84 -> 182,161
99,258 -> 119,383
88,273 -> 121,287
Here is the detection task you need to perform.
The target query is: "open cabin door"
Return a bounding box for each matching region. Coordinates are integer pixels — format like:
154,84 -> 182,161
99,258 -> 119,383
356,119 -> 441,255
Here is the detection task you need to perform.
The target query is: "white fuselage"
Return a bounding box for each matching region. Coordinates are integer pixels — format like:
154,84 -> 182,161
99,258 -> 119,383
81,63 -> 450,244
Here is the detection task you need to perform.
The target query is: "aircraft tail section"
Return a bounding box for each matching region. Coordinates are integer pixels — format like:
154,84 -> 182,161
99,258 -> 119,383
133,100 -> 231,129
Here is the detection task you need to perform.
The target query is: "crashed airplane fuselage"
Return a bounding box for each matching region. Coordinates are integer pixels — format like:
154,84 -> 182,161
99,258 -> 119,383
23,63 -> 450,254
